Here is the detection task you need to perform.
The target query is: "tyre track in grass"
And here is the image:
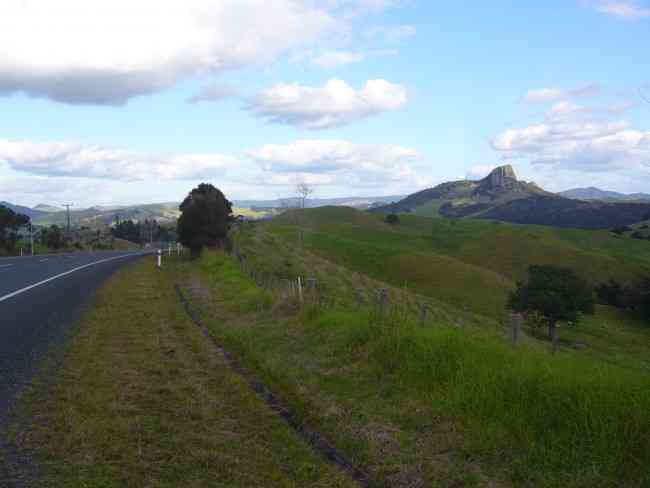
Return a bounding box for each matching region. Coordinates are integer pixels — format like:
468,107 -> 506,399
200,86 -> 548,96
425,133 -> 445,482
174,284 -> 374,488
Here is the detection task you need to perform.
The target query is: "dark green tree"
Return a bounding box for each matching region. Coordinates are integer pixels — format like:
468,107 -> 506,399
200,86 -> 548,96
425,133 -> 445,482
177,183 -> 232,256
0,205 -> 30,252
508,265 -> 594,343
385,213 -> 400,225
41,225 -> 65,250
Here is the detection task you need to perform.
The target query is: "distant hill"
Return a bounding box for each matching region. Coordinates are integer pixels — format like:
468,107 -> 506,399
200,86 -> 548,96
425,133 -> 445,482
234,195 -> 403,210
32,202 -> 182,227
5,194 -> 401,228
0,201 -> 47,220
371,166 -> 650,229
559,187 -> 650,202
33,203 -> 64,213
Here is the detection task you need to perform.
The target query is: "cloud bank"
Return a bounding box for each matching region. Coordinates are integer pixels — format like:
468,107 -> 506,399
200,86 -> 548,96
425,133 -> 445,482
0,0 -> 339,105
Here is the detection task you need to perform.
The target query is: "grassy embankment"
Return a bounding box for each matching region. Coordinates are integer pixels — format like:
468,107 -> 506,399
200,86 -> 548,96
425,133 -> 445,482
173,245 -> 650,487
264,207 -> 650,369
13,257 -> 355,487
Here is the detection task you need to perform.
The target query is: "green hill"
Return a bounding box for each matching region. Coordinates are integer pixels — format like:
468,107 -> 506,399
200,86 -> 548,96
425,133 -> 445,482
268,206 -> 650,320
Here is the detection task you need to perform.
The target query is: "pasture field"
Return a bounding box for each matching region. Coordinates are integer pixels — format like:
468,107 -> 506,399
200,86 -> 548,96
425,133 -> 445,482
172,246 -> 650,487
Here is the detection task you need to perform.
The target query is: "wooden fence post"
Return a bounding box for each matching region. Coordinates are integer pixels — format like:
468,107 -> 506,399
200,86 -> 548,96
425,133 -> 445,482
419,303 -> 428,326
511,312 -> 522,346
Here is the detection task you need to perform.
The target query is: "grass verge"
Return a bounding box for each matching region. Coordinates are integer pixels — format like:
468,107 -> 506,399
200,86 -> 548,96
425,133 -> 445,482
12,257 -> 356,487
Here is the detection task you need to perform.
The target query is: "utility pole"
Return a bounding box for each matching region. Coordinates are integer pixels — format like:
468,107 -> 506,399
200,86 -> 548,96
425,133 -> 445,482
62,203 -> 73,238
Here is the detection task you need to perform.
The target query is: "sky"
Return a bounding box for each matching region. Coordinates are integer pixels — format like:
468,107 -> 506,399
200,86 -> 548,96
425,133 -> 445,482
1,0 -> 649,207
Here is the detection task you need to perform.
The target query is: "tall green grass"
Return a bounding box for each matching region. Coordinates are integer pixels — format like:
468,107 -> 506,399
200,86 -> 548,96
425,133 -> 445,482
311,304 -> 650,486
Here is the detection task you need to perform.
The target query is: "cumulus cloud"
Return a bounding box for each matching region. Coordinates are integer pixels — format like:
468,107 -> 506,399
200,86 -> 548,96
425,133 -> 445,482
491,120 -> 650,173
247,139 -> 422,189
522,84 -> 602,104
0,0 -> 339,105
587,0 -> 650,19
248,79 -> 407,130
0,139 -> 240,180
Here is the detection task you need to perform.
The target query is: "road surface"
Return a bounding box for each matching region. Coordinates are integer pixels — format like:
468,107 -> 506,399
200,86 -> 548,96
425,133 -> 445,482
0,250 -> 149,425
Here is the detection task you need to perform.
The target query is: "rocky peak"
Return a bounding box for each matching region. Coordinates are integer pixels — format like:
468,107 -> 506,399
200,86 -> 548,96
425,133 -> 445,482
486,165 -> 517,188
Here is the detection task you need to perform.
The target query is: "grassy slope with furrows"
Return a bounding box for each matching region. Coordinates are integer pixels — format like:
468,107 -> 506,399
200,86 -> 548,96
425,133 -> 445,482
176,250 -> 650,487
270,207 -> 650,321
13,257 -> 355,488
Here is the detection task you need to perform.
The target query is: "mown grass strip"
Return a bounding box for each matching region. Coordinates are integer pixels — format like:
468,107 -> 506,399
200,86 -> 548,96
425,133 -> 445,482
16,257 -> 356,487
175,284 -> 372,487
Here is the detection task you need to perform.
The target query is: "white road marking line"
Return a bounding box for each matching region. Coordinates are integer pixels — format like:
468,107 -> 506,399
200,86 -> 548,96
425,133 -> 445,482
39,259 -> 48,262
0,264 -> 13,268
0,253 -> 148,303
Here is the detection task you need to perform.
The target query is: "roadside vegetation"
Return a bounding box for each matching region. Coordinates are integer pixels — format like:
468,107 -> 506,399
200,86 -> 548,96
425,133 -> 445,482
171,247 -> 650,487
13,258 -> 355,487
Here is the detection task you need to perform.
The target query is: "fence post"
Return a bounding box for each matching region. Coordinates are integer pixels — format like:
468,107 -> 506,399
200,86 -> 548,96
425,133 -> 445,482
511,312 -> 522,346
297,277 -> 303,303
376,289 -> 388,317
419,303 -> 428,326
551,323 -> 559,354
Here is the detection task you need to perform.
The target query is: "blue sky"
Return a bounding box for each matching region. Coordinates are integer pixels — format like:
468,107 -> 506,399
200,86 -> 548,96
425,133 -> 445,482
1,0 -> 649,207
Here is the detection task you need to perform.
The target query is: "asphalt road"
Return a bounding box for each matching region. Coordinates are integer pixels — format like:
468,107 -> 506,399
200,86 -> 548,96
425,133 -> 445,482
0,250 -> 149,425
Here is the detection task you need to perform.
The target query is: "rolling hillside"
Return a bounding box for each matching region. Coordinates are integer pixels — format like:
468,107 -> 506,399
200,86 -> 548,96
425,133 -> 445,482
273,206 -> 650,319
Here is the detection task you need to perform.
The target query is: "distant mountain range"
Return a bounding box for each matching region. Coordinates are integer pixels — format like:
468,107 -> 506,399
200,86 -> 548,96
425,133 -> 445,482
558,187 -> 650,202
232,195 -> 403,209
371,166 -> 650,229
0,195 -> 404,227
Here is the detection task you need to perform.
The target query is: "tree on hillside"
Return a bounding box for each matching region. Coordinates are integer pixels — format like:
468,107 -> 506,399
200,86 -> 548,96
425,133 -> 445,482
177,183 -> 233,256
295,180 -> 314,209
0,205 -> 30,253
385,214 -> 400,225
508,265 -> 594,346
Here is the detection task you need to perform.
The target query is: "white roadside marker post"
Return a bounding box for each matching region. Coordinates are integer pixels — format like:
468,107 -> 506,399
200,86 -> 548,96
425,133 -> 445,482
168,244 -> 172,257
157,249 -> 162,268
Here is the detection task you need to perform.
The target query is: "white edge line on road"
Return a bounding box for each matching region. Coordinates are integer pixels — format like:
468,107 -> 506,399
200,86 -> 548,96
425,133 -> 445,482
0,252 -> 149,303
0,264 -> 13,268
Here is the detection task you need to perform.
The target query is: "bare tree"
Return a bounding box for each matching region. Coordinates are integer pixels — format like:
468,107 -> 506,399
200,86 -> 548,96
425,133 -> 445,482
294,179 -> 314,250
295,180 -> 314,209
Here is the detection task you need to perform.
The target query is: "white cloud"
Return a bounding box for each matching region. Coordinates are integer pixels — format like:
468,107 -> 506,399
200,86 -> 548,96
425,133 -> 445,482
0,139 -> 240,180
588,1 -> 650,19
492,120 -> 650,174
522,84 -> 602,104
247,139 -> 423,190
0,0 -> 340,105
249,79 -> 407,129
